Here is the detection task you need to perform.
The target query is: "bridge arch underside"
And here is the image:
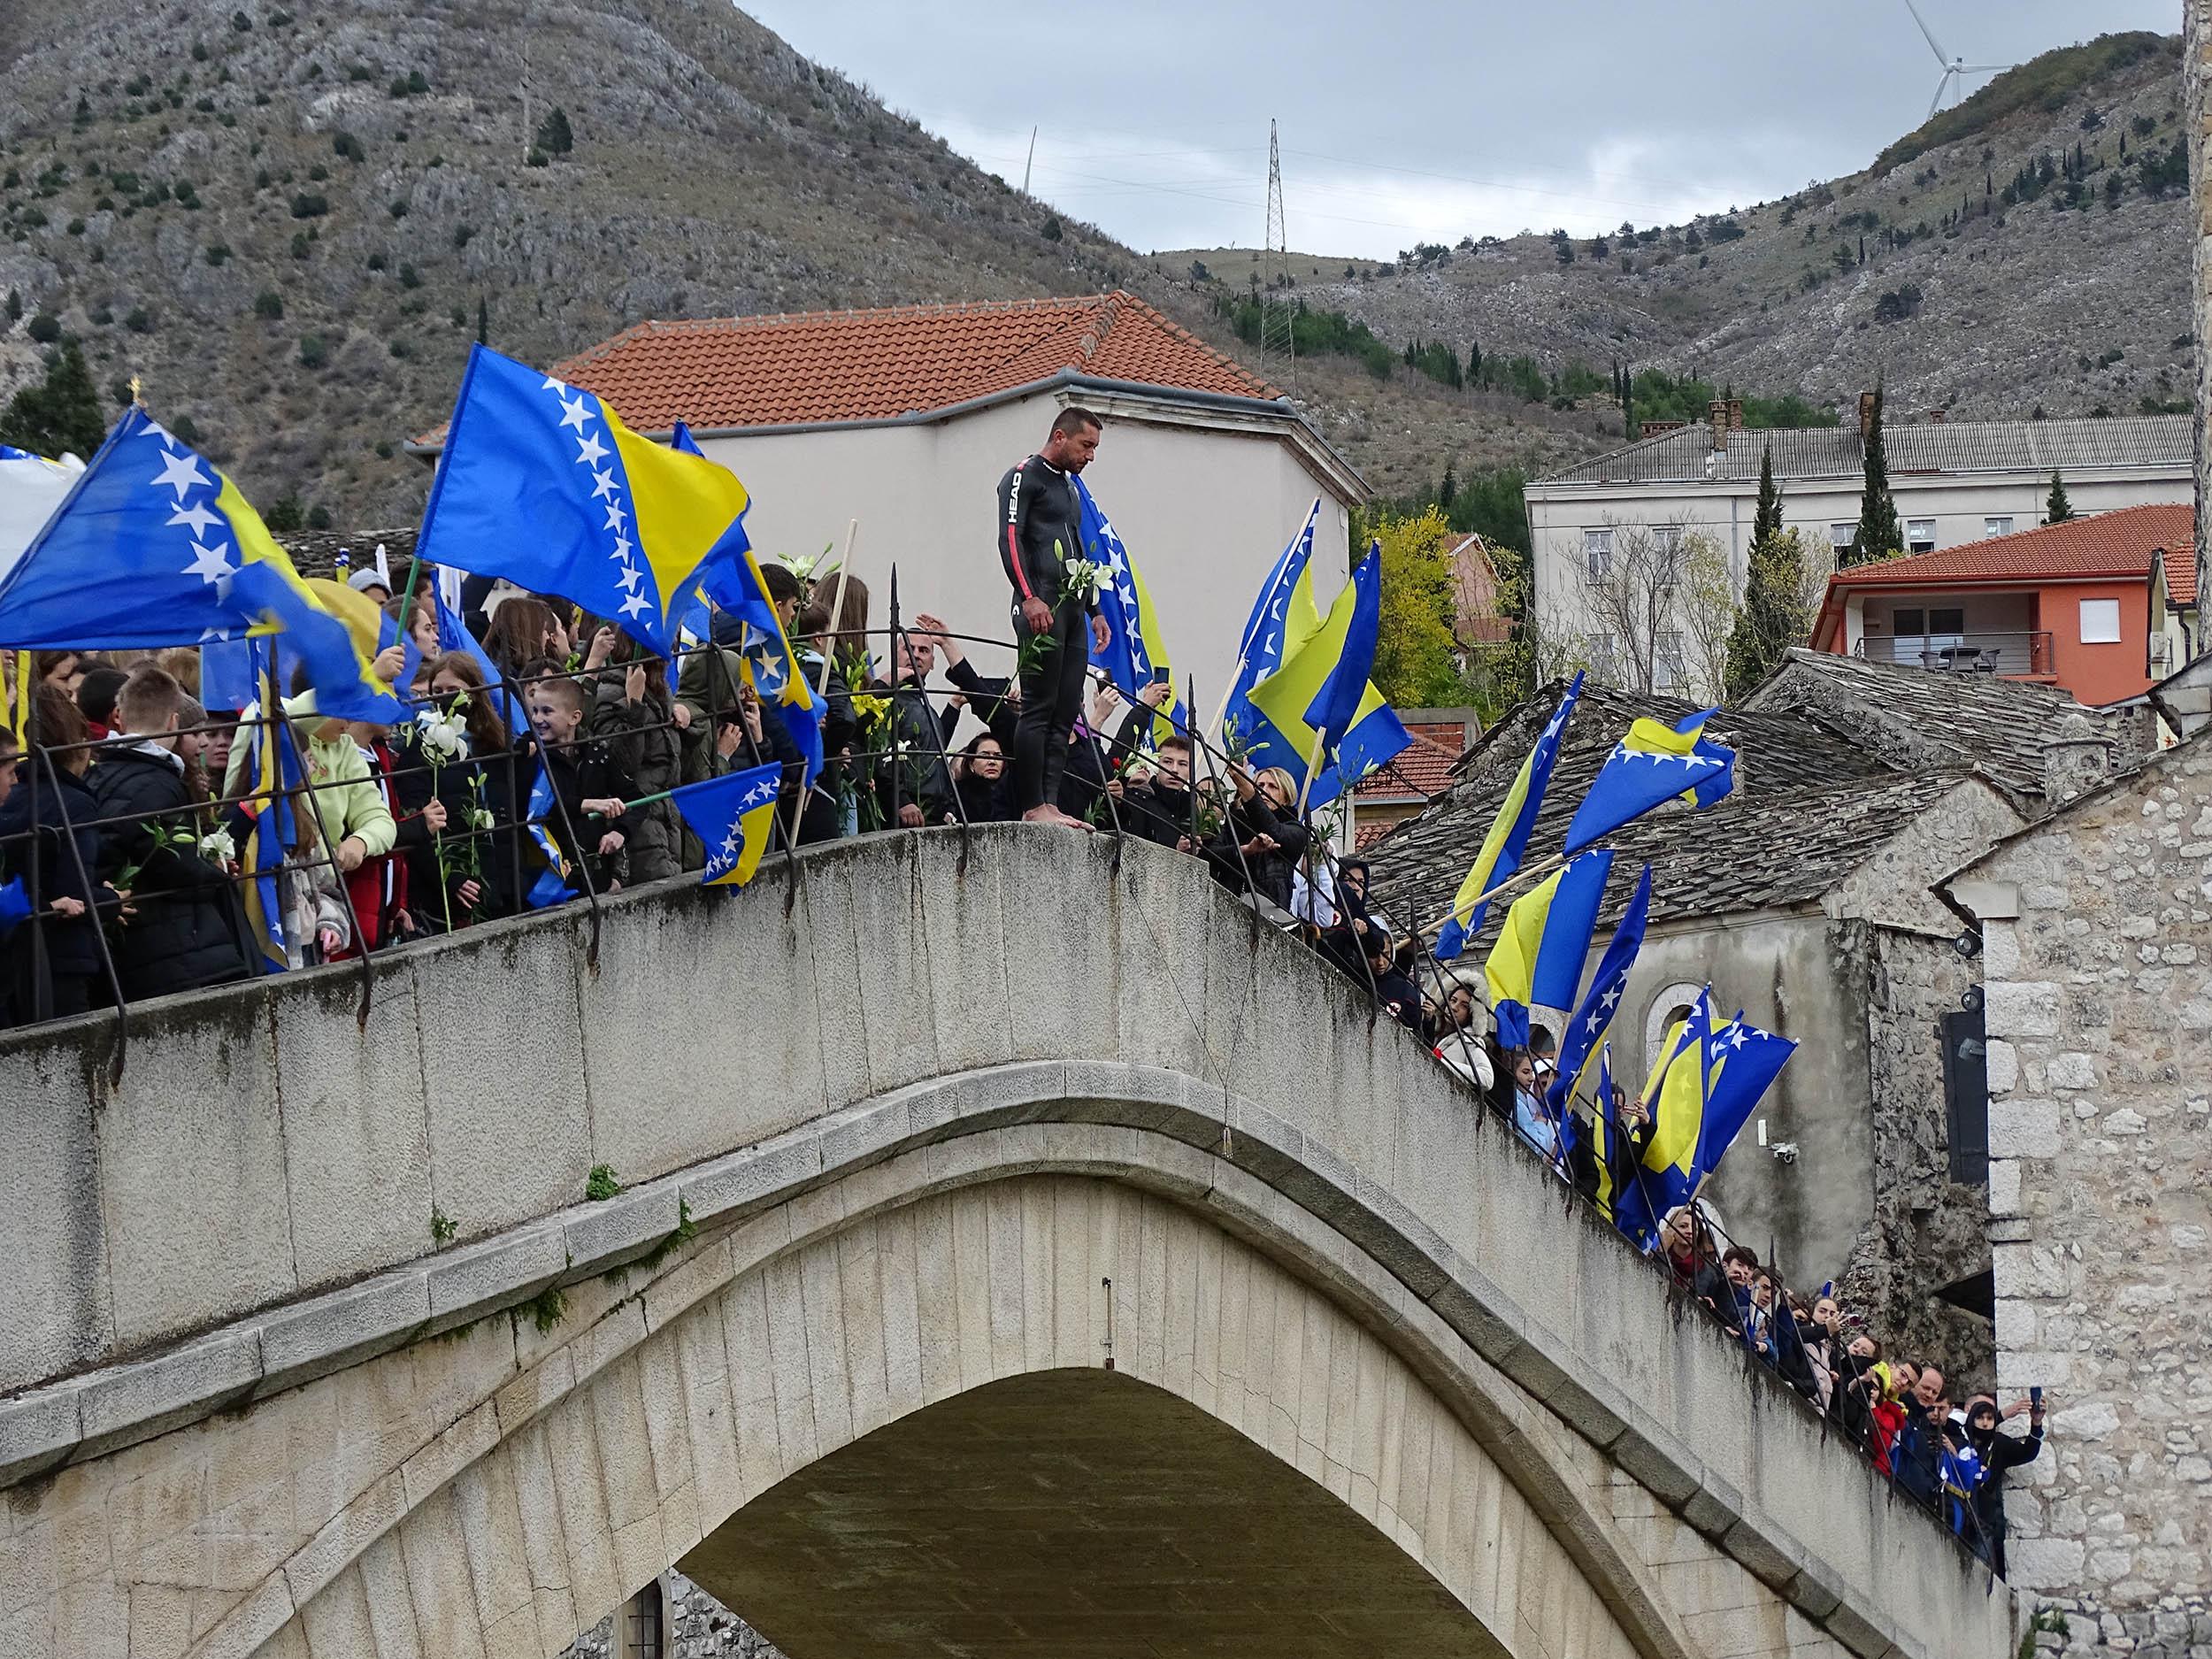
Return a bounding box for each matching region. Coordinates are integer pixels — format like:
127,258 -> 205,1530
73,1143 -> 1888,1659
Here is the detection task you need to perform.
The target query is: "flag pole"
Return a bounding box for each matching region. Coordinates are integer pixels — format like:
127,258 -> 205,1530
1417,849 -> 1568,944
1293,726 -> 1326,818
815,518 -> 858,696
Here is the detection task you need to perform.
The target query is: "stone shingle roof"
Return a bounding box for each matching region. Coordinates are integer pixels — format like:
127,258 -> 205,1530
1534,413 -> 2189,487
1824,503 -> 2191,589
1363,680 -> 1908,937
549,291 -> 1279,432
1739,649 -> 2132,804
276,528 -> 419,582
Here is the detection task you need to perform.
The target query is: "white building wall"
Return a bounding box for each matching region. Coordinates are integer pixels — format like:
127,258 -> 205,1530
1528,463 -> 2191,660
695,394 -> 1351,703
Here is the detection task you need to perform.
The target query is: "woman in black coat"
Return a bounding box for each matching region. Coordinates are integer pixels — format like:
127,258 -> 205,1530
88,739 -> 250,1000
0,693 -> 119,1021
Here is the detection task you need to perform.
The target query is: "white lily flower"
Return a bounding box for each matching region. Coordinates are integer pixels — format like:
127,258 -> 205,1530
198,829 -> 237,863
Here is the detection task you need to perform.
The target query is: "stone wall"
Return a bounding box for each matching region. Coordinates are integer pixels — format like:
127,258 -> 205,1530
1958,738 -> 2212,1618
1842,926 -> 1993,1391
560,1571 -> 780,1659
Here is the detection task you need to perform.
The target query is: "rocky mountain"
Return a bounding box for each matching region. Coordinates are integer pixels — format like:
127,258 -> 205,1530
0,0 -> 1190,522
0,12 -> 2186,532
1184,32 -> 2191,442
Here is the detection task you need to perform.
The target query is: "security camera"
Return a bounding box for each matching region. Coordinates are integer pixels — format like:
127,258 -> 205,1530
1771,1141 -> 1800,1165
1961,985 -> 1984,1013
1954,931 -> 1982,959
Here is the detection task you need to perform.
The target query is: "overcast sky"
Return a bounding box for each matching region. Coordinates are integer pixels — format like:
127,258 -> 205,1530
741,1 -> 2177,257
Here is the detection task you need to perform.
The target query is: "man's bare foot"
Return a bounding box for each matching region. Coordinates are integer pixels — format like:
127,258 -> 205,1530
1022,805 -> 1091,830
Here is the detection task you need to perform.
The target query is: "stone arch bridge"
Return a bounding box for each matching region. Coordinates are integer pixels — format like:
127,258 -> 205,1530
0,828 -> 2017,1658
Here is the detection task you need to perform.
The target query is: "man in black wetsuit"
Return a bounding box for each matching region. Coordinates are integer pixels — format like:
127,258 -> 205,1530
996,407 -> 1112,826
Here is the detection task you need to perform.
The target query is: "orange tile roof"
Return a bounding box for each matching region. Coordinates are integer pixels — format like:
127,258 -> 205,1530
2162,542 -> 2198,607
549,291 -> 1279,432
1827,503 -> 2192,589
1355,721 -> 1471,801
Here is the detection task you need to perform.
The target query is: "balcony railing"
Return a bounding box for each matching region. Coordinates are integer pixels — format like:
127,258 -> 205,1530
1854,631 -> 2055,676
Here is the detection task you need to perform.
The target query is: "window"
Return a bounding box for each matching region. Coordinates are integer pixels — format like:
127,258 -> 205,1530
623,1581 -> 664,1659
1984,516 -> 2014,537
1893,607 -> 1924,635
1829,522 -> 1855,549
1654,632 -> 1686,692
1653,524 -> 1683,556
1906,518 -> 1937,552
1643,983 -> 1705,1077
1582,527 -> 1613,580
1941,1006 -> 1988,1185
1585,633 -> 1618,680
1929,607 -> 1964,636
2080,597 -> 2121,643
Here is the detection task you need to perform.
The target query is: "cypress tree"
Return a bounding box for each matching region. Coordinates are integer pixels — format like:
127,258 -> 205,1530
1724,527 -> 1814,700
475,295 -> 489,345
1752,443 -> 1783,545
1622,365 -> 1635,437
2046,468 -> 2074,524
1845,384 -> 1904,567
1467,340 -> 1482,383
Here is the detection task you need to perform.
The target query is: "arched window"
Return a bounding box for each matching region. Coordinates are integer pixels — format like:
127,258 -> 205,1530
1642,981 -> 1704,1078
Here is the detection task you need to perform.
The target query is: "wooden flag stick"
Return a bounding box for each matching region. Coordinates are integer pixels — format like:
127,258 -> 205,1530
814,518 -> 859,695
1293,727 -> 1327,818
1416,849 -> 1567,944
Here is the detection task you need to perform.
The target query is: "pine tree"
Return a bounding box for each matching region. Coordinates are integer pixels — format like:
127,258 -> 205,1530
475,296 -> 489,345
0,342 -> 104,458
1752,444 -> 1783,545
1724,527 -> 1815,700
1438,462 -> 1458,509
1845,384 -> 1903,567
534,106 -> 573,157
2046,468 -> 2074,524
1466,340 -> 1481,383
4,288 -> 19,324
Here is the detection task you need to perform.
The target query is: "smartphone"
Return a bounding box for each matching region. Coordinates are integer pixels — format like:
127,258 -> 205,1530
2030,1386 -> 2043,1407
1148,666 -> 1171,687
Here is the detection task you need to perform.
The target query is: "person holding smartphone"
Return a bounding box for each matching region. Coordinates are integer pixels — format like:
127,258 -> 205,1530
1960,1388 -> 2047,1574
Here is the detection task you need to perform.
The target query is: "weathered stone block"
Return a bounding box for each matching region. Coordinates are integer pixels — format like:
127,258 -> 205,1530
1988,1100 -> 2062,1159
1984,980 -> 2062,1038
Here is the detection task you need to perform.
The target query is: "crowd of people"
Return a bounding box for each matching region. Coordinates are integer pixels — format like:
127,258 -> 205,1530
0,426 -> 2041,1576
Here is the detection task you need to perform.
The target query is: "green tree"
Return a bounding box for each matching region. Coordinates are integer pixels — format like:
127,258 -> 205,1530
1437,462 -> 1457,510
0,342 -> 105,457
475,295 -> 489,345
1751,443 -> 1783,545
2045,468 -> 2074,523
1845,385 -> 1903,566
1724,527 -> 1816,700
534,105 -> 573,157
1369,505 -> 1465,709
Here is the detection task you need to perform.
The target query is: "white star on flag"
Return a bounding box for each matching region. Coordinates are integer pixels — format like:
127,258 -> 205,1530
573,432 -> 609,465
183,540 -> 233,583
141,419 -> 180,449
616,565 -> 644,593
541,375 -> 568,393
618,591 -> 649,619
589,468 -> 618,501
557,395 -> 592,434
167,501 -> 222,538
1599,984 -> 1622,1011
603,503 -> 627,532
150,449 -> 210,500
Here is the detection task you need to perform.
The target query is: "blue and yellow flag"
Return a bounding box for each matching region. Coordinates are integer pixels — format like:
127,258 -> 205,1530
1483,849 -> 1613,1050
0,409 -> 400,719
239,645 -> 306,972
0,874 -> 30,938
1435,672 -> 1583,960
1639,989 -> 1718,1214
416,346 -> 750,655
523,765 -> 579,910
1074,475 -> 1186,743
1546,861 -> 1651,1117
1250,541 -> 1381,753
1699,1012 -> 1798,1181
669,763 -> 782,887
1562,709 -> 1735,855
1221,502 -> 1319,750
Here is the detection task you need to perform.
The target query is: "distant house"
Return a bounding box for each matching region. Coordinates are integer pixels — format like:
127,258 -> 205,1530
411,292 -> 1366,699
1809,503 -> 2196,706
1524,400 -> 2191,690
1445,532 -> 1511,657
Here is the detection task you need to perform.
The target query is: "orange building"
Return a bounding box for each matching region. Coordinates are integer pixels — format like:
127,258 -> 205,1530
1809,504 -> 2194,707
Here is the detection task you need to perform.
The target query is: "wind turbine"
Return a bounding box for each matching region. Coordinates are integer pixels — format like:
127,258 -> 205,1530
1903,0 -> 2011,119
